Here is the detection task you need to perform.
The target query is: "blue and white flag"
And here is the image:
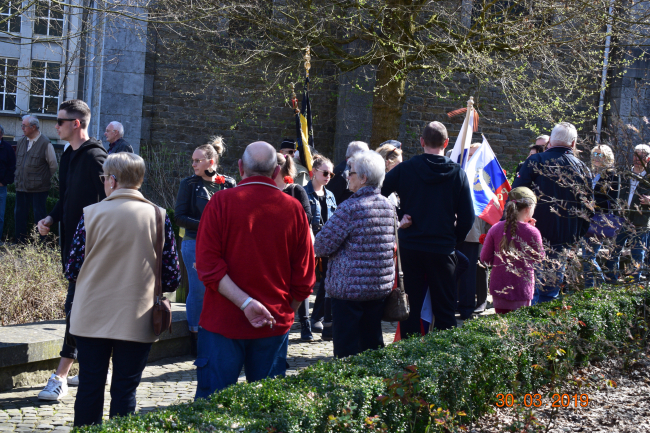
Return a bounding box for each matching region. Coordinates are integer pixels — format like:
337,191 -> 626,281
448,108 -> 475,169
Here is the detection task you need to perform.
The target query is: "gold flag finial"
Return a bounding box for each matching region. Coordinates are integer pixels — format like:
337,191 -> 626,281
304,46 -> 311,77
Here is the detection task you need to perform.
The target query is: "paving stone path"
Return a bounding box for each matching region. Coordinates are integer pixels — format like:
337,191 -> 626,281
0,320 -> 401,432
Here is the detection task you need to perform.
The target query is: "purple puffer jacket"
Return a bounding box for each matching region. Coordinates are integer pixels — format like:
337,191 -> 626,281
314,186 -> 396,301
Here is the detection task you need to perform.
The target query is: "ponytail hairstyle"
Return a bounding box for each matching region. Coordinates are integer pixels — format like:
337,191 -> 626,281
276,152 -> 296,178
499,200 -> 533,253
312,154 -> 333,171
196,136 -> 225,177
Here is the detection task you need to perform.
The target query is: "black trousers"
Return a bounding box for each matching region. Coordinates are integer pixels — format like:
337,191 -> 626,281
331,298 -> 385,358
399,247 -> 457,339
456,242 -> 480,319
74,336 -> 152,427
311,259 -> 332,323
60,282 -> 77,359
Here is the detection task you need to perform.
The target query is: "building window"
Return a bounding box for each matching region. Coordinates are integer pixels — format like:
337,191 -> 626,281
0,1 -> 22,33
34,0 -> 63,37
0,58 -> 18,112
29,61 -> 60,114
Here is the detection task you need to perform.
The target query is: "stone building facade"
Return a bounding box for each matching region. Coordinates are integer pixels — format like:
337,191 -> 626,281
0,1 -> 648,175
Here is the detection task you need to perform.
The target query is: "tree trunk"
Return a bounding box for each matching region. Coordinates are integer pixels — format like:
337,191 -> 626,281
370,60 -> 407,148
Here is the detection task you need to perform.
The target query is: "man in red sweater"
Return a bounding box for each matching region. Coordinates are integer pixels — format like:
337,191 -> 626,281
195,141 -> 315,398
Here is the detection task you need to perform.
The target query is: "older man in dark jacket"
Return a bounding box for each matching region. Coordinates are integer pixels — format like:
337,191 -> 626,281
512,122 -> 593,303
0,125 -> 16,239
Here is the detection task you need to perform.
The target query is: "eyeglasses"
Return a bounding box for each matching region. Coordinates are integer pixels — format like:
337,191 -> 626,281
191,158 -> 206,164
315,168 -> 334,178
348,171 -> 357,176
57,118 -> 77,126
99,174 -> 117,183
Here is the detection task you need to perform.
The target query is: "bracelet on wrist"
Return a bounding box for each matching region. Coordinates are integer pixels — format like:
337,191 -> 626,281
240,297 -> 253,311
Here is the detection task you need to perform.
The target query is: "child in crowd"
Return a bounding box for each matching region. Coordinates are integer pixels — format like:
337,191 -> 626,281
480,187 -> 544,314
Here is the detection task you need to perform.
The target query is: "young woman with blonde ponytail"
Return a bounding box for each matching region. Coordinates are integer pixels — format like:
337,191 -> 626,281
480,187 -> 545,314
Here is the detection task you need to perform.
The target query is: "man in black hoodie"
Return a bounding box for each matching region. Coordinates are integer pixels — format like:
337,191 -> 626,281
36,99 -> 107,400
382,121 -> 474,337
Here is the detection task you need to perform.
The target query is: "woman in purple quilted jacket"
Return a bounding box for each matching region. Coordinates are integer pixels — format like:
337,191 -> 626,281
314,150 -> 396,358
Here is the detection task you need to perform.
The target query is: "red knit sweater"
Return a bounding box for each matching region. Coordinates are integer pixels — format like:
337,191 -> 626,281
195,176 -> 315,339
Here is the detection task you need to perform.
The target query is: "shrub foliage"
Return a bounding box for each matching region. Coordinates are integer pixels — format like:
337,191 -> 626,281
77,287 -> 650,432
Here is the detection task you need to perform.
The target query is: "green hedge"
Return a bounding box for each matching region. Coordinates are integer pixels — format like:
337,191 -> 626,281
2,192 -> 59,241
78,287 -> 649,433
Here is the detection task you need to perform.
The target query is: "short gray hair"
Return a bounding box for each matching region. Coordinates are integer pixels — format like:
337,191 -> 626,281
348,150 -> 386,189
346,141 -> 369,159
109,121 -> 124,137
103,152 -> 145,189
536,134 -> 550,144
634,144 -> 650,156
22,114 -> 39,129
550,123 -> 577,147
242,141 -> 277,177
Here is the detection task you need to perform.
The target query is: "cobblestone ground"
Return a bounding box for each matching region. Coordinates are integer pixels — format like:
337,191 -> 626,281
0,320 -> 400,432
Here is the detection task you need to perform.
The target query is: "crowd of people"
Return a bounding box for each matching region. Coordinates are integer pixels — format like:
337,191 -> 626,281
2,98 -> 650,427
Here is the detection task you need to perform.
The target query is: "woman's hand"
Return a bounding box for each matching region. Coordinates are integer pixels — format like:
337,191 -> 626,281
399,214 -> 412,229
243,299 -> 276,328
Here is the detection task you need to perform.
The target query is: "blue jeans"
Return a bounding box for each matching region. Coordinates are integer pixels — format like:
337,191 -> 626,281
73,336 -> 152,427
0,185 -> 6,239
532,246 -> 567,305
181,239 -> 205,332
582,239 -> 604,288
605,229 -> 650,282
14,190 -> 48,243
194,329 -> 289,399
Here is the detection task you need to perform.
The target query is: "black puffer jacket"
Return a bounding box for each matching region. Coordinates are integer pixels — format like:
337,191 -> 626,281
174,174 -> 236,239
48,138 -> 107,269
512,146 -> 594,247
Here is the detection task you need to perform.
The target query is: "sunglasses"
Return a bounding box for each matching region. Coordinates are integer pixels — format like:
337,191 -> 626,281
315,168 -> 334,178
593,152 -> 603,157
57,118 -> 77,126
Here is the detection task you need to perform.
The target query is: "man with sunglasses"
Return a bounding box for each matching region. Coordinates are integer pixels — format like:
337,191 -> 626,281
13,114 -> 58,243
36,99 -> 107,401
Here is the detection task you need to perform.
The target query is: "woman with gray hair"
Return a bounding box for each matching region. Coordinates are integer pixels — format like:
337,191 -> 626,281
65,153 -> 181,426
583,144 -> 619,287
314,150 -> 396,358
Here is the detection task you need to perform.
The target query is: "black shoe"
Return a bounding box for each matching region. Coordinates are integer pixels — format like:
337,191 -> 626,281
321,323 -> 333,341
310,319 -> 324,333
190,332 -> 198,357
300,319 -> 314,342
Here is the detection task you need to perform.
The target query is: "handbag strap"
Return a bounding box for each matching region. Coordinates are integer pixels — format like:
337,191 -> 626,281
154,206 -> 164,304
394,217 -> 404,293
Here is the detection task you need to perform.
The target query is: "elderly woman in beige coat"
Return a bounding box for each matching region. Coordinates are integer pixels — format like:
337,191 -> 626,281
66,153 -> 180,427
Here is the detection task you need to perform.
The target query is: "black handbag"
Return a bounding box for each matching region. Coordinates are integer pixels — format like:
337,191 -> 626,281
382,218 -> 410,322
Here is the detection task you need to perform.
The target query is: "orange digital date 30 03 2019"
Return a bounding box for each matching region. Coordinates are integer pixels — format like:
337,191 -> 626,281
495,393 -> 589,408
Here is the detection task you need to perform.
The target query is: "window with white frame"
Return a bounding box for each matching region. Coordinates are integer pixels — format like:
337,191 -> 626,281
29,61 -> 60,114
0,1 -> 22,33
34,0 -> 63,37
0,58 -> 18,111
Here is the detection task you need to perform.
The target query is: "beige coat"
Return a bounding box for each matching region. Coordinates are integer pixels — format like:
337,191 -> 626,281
70,189 -> 165,343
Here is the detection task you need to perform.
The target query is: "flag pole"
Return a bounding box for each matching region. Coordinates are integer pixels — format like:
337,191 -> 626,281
459,97 -> 474,168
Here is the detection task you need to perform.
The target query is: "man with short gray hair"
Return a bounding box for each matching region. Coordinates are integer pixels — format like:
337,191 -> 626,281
14,114 -> 58,243
329,141 -> 370,204
512,122 -> 593,303
104,121 -> 133,154
194,141 -> 315,396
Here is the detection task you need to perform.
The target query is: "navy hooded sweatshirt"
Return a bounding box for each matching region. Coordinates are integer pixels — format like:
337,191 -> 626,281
382,153 -> 475,254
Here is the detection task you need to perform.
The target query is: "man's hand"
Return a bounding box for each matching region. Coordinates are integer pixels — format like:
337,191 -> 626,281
527,218 -> 537,227
243,299 -> 276,328
0,183 -> 4,187
37,216 -> 54,236
399,214 -> 412,229
640,195 -> 650,206
291,298 -> 301,312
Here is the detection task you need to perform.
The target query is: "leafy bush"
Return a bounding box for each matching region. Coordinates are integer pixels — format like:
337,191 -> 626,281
79,287 -> 650,432
0,240 -> 67,325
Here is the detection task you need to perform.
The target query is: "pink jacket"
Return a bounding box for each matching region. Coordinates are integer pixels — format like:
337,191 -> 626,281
480,221 -> 545,301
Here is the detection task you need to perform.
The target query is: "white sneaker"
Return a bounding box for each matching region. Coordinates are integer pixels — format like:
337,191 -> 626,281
38,374 -> 68,400
67,370 -> 111,386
